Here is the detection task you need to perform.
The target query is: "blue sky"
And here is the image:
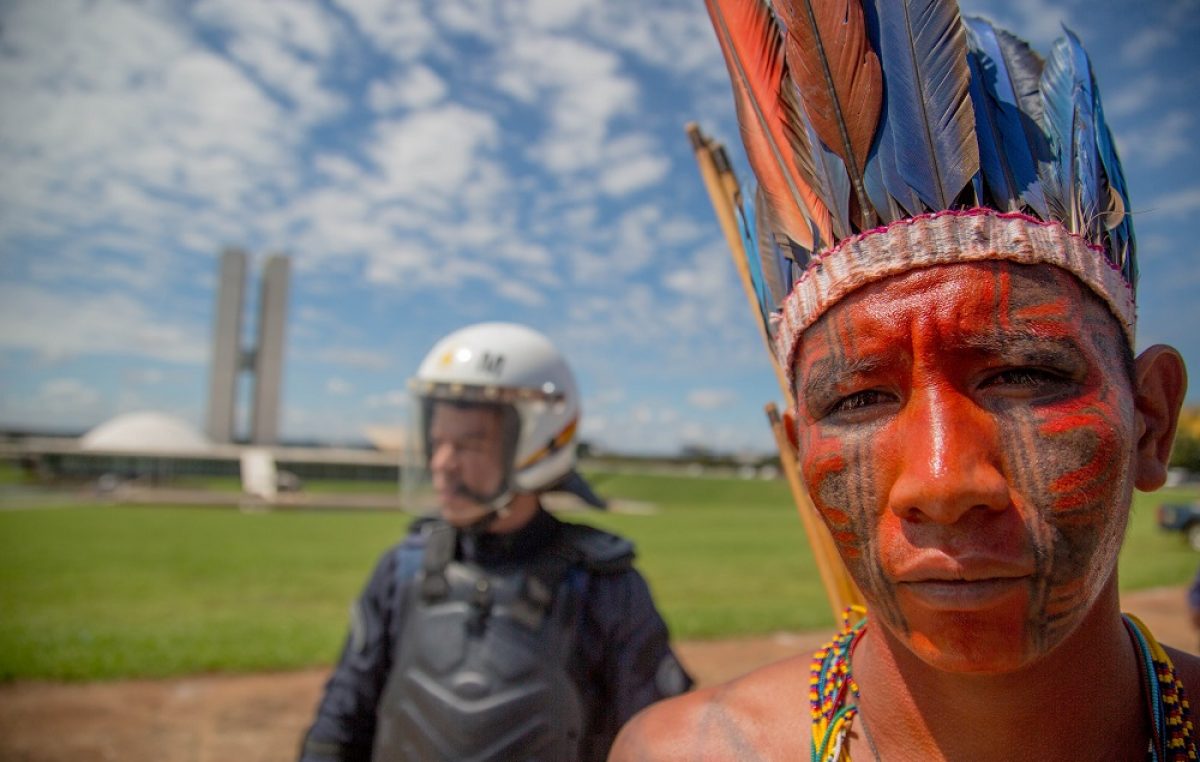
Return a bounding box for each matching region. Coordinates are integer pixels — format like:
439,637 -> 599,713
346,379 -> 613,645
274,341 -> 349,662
0,0 -> 1197,455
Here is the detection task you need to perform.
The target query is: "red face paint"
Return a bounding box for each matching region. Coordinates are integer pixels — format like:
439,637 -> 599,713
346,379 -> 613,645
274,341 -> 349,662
793,261 -> 1136,673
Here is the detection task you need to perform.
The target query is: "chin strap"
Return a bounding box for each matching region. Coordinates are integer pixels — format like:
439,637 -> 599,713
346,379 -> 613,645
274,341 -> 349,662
454,482 -> 514,532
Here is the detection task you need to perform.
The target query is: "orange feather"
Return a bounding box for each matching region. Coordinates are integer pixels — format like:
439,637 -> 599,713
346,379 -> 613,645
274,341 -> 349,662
705,0 -> 834,250
774,0 -> 882,229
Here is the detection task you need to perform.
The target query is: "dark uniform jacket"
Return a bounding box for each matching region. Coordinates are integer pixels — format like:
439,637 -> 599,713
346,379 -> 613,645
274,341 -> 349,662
299,507 -> 691,761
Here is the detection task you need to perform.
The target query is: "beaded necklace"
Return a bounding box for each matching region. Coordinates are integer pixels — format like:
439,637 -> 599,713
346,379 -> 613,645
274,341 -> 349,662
809,610 -> 1197,762
810,608 -> 866,762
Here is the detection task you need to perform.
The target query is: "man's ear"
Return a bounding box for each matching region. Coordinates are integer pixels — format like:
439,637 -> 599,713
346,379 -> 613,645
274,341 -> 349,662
1132,344 -> 1188,491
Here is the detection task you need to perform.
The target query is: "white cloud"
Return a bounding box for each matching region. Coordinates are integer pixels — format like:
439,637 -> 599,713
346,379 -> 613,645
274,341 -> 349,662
559,242 -> 757,370
1119,0 -> 1197,64
367,104 -> 501,202
366,389 -> 408,408
1144,187 -> 1200,219
0,0 -> 307,298
314,347 -> 394,371
1121,27 -> 1174,65
40,378 -> 102,409
332,0 -> 437,62
126,369 -> 167,386
368,65 -> 448,112
958,0 -> 1071,48
433,1 -> 505,41
571,204 -> 704,283
1119,110 -> 1192,167
676,420 -> 772,455
223,34 -> 345,124
584,400 -> 772,456
0,377 -> 106,430
326,377 -> 354,395
599,155 -> 671,196
313,154 -> 365,184
664,252 -> 732,298
189,0 -> 349,125
586,2 -> 719,78
580,415 -> 607,436
596,133 -> 671,196
495,279 -> 546,307
1103,76 -> 1159,121
496,33 -> 639,174
285,404 -> 379,445
687,388 -> 738,410
515,0 -> 591,31
0,285 -> 206,365
193,0 -> 340,58
277,189 -> 397,265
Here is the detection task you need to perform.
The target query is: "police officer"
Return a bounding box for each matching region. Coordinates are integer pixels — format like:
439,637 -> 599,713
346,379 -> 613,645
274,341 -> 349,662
299,322 -> 691,762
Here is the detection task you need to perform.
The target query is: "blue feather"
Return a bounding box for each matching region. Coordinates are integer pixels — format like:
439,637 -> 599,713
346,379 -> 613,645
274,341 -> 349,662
967,45 -> 1016,209
862,100 -> 924,221
794,104 -> 852,239
816,140 -> 852,239
1067,40 -> 1101,241
781,83 -> 852,240
1040,27 -> 1101,238
874,0 -> 979,211
991,27 -> 1048,155
964,17 -> 1049,217
751,184 -> 795,311
735,185 -> 772,329
1086,48 -> 1136,287
861,138 -> 892,222
860,0 -> 925,221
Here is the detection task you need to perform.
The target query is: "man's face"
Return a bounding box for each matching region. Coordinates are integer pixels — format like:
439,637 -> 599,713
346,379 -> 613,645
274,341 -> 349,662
792,261 -> 1137,673
427,402 -> 509,527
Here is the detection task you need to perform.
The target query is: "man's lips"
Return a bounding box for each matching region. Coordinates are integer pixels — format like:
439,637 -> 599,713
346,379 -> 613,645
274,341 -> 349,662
897,578 -> 1028,610
892,554 -> 1034,583
437,486 -> 469,503
892,556 -> 1034,611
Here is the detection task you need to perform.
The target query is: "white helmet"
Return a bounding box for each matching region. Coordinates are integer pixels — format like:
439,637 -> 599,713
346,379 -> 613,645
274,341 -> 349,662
409,322 -> 581,507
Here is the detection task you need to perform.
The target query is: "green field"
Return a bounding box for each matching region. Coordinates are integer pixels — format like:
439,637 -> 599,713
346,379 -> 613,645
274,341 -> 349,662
0,473 -> 1197,681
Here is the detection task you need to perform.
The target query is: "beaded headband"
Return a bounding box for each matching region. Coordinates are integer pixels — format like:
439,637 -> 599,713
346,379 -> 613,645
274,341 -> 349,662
704,0 -> 1136,391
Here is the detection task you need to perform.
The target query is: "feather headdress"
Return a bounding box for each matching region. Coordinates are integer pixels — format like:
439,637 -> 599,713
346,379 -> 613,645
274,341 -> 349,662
704,0 -> 1136,389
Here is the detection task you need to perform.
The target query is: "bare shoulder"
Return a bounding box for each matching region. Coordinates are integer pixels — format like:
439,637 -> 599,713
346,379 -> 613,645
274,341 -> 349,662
608,655 -> 811,762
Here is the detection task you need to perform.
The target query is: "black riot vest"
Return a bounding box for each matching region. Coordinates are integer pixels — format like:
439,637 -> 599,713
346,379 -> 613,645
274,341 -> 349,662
371,520 -> 631,762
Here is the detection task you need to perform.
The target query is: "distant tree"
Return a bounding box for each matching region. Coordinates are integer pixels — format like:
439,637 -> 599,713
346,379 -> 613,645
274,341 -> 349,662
1172,433 -> 1200,473
1180,406 -> 1200,437
1172,406 -> 1200,473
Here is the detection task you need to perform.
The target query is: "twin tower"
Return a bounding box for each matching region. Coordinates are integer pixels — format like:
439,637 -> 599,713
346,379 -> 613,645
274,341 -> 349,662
206,248 -> 290,445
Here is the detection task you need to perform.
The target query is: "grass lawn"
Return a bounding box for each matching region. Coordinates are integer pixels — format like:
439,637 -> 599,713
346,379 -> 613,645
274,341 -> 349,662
170,475 -> 400,494
0,472 -> 1196,680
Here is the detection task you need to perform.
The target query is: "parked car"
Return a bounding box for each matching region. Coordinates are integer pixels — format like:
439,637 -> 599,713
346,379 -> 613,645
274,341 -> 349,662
1157,502 -> 1200,551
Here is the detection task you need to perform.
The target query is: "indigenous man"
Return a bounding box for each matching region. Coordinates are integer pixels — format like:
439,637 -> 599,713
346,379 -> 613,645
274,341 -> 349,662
611,1 -> 1196,760
300,322 -> 690,762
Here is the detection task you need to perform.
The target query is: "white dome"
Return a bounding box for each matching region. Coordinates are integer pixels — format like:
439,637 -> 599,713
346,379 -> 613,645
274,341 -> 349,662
80,411 -> 211,454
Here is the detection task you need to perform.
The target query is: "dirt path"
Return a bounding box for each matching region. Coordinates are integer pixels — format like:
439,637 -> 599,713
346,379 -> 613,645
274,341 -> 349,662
1,586 -> 1195,762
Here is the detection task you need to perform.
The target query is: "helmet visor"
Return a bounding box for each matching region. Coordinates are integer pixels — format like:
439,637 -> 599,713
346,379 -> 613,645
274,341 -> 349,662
402,390 -> 521,521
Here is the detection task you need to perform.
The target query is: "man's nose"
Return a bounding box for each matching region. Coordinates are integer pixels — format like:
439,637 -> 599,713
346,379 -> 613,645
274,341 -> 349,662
886,385 -> 1009,524
429,442 -> 458,473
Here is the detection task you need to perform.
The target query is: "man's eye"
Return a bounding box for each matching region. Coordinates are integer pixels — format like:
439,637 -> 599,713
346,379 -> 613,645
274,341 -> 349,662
983,367 -> 1063,388
829,389 -> 890,415
980,367 -> 1077,400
